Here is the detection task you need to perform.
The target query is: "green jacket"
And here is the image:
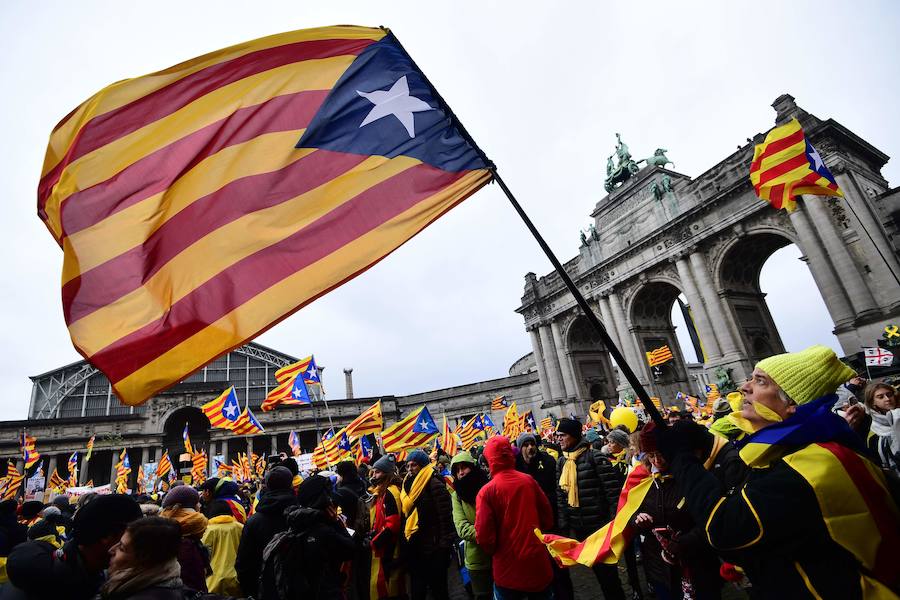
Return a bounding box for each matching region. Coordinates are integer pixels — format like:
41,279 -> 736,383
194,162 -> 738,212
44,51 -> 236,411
450,452 -> 490,571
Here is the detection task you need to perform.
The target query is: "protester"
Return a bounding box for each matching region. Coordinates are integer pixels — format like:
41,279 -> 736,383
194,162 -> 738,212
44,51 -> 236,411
101,516 -> 184,599
400,449 -> 455,600
515,433 -> 558,517
17,502 -> 42,528
863,382 -> 899,472
160,484 -> 210,592
660,345 -> 900,597
634,423 -> 722,600
602,428 -> 631,477
201,499 -> 243,596
4,494 -> 142,599
235,465 -> 296,597
555,417 -> 626,600
450,451 -> 492,600
0,499 -> 26,584
200,477 -> 248,524
366,454 -> 405,600
336,459 -> 369,499
475,436 -> 554,600
258,475 -> 356,598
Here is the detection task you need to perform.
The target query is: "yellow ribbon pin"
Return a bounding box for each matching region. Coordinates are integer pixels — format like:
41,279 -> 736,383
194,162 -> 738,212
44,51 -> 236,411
885,325 -> 900,339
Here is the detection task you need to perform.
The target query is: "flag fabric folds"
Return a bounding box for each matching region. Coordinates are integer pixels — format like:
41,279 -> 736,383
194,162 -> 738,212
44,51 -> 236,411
382,406 -> 439,452
491,395 -> 508,411
460,415 -> 486,451
441,415 -> 459,456
183,424 -> 193,455
355,435 -> 373,465
115,449 -> 131,494
232,403 -> 266,435
86,435 -> 95,461
481,413 -> 496,436
864,347 -> 894,367
645,345 -> 674,367
345,400 -> 384,437
48,469 -> 67,492
749,118 -> 842,212
313,428 -> 352,468
156,451 -> 173,478
41,26 -> 492,406
288,430 -> 302,456
263,366 -> 313,411
705,383 -> 720,403
2,463 -> 24,501
191,451 -> 208,484
21,433 -> 40,470
202,386 -> 242,430
540,416 -> 554,432
537,464 -> 652,567
67,452 -> 79,486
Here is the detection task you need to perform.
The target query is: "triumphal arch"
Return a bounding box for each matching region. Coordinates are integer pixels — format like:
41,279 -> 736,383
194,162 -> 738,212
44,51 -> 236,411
517,94 -> 900,414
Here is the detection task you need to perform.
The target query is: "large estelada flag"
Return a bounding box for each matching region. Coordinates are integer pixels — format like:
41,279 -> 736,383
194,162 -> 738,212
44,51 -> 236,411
749,118 -> 842,211
38,26 -> 492,405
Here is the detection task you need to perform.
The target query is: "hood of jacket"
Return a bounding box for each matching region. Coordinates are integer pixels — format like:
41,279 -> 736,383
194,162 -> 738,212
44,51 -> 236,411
255,488 -> 296,516
284,505 -> 327,531
484,437 -> 515,474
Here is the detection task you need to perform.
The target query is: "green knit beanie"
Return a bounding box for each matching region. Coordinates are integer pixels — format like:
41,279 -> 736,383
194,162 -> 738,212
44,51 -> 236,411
755,345 -> 855,405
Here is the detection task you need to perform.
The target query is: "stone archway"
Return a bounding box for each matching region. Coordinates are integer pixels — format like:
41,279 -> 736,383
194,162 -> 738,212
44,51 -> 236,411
716,232 -> 794,364
564,316 -> 618,407
628,280 -> 689,404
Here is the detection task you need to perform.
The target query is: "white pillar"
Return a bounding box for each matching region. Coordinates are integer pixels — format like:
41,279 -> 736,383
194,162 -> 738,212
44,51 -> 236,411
607,291 -> 646,381
529,328 -> 554,404
689,251 -> 741,358
675,255 -> 723,361
788,205 -> 856,327
538,325 -> 566,401
271,435 -> 278,455
550,320 -> 577,400
221,439 -> 229,464
109,450 -> 118,486
596,296 -> 623,351
47,456 -> 58,480
79,452 -> 90,485
802,195 -> 879,318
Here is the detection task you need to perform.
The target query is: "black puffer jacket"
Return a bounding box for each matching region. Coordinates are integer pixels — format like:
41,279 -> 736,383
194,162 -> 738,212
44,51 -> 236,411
402,471 -> 456,554
555,440 -> 624,533
2,539 -> 104,600
235,488 -> 296,597
516,450 -> 559,527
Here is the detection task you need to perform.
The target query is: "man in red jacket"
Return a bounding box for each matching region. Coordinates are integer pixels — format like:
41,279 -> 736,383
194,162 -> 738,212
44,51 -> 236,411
476,436 -> 554,600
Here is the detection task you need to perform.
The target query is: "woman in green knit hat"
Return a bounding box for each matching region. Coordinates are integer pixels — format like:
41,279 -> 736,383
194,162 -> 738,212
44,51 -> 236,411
661,345 -> 900,599
450,451 -> 492,600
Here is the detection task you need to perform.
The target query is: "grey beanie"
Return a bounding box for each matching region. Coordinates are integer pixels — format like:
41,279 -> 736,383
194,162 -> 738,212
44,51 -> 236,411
372,455 -> 397,474
606,429 -> 630,448
516,432 -> 537,448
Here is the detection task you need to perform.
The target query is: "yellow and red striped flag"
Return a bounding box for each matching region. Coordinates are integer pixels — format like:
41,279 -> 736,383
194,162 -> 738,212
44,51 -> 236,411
441,414 -> 459,456
345,400 -> 383,438
202,386 -> 242,430
231,403 -> 266,435
1,463 -> 24,502
156,451 -> 173,478
136,465 -> 147,495
48,469 -> 67,492
491,395 -> 508,411
262,355 -> 317,411
86,435 -> 95,461
537,464 -> 652,566
381,406 -> 439,453
21,432 -> 41,470
749,118 -> 842,212
645,345 -> 674,367
39,27 -> 492,406
191,451 -> 208,485
115,449 -> 131,494
459,415 -> 485,451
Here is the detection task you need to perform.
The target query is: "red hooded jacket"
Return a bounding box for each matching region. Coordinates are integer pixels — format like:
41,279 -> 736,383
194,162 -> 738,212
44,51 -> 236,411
475,436 -> 554,592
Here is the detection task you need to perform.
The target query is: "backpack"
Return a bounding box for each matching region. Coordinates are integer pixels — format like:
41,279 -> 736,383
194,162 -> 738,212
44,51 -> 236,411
258,526 -> 314,599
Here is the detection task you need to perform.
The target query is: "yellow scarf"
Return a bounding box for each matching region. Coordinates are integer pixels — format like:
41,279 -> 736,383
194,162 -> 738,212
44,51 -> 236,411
400,465 -> 433,540
559,447 -> 587,507
703,433 -> 728,471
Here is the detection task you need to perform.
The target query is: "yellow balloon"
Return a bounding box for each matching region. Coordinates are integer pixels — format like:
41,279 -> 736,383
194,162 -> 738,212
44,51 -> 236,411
609,407 -> 639,433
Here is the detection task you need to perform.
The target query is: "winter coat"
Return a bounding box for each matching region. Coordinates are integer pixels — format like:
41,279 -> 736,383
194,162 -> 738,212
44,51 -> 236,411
515,450 -> 559,527
555,440 -> 624,534
449,452 -> 490,572
0,513 -> 26,557
175,537 -> 210,593
200,514 -> 243,596
235,487 -> 296,597
402,470 -> 455,555
631,475 -> 721,596
475,437 -> 554,593
2,539 -> 104,600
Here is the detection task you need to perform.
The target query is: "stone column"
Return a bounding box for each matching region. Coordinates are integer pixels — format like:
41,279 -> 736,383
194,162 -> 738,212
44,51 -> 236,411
221,439 -> 229,464
538,325 -> 566,401
109,451 -> 118,486
607,292 -> 645,379
674,256 -> 722,361
840,172 -> 900,276
79,452 -> 90,485
596,296 -> 623,350
802,195 -> 879,318
271,435 -> 278,455
788,205 -> 855,327
343,369 -> 354,399
689,251 -> 741,358
246,437 -> 254,458
47,455 -> 58,480
529,328 -> 554,403
138,447 -> 148,470
550,320 -> 577,399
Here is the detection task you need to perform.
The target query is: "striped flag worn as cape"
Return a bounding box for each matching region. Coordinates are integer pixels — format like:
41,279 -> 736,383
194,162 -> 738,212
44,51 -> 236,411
39,26 -> 491,406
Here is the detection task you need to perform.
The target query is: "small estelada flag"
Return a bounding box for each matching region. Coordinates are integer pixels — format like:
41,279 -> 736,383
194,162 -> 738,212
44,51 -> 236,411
864,347 -> 894,367
646,345 -> 674,367
749,118 -> 842,211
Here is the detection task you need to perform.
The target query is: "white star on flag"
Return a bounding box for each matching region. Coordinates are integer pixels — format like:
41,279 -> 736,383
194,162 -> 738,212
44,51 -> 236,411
224,402 -> 238,418
292,388 -> 305,399
357,75 -> 433,138
808,144 -> 825,172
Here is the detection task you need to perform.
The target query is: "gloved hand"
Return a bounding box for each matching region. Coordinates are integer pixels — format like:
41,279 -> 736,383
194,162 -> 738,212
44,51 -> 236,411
655,420 -> 712,462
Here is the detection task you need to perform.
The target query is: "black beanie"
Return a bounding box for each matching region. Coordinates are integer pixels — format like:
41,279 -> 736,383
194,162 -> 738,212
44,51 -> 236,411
296,475 -> 332,510
556,418 -> 583,440
265,466 -> 294,491
73,494 -> 142,545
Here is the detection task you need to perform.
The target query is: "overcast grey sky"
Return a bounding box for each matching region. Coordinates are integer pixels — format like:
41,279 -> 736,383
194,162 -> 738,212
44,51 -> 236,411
1,1 -> 898,419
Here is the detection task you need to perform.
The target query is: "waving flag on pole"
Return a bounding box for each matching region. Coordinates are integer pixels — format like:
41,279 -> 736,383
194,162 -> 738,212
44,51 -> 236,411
441,414 -> 459,456
21,433 -> 40,471
183,424 -> 193,455
67,452 -> 79,487
491,395 -> 509,411
263,369 -> 312,411
749,118 -> 842,212
86,435 -> 95,461
481,413 -> 496,436
202,386 -> 242,430
345,400 -> 384,437
232,402 -> 266,435
39,26 -> 492,406
381,405 -> 439,452
288,430 -> 302,456
156,451 -> 173,478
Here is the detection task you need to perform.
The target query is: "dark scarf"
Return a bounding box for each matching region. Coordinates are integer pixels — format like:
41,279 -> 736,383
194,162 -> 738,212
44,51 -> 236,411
454,467 -> 489,505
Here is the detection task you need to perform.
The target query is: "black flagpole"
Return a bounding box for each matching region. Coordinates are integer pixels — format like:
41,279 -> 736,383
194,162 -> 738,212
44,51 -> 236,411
385,29 -> 666,428
489,168 -> 667,428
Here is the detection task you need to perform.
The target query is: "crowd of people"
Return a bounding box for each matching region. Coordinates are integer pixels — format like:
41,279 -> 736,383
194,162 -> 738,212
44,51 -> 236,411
0,345 -> 897,599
